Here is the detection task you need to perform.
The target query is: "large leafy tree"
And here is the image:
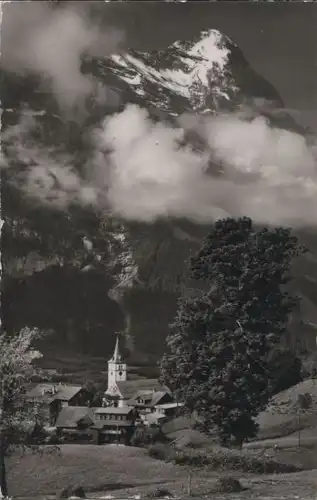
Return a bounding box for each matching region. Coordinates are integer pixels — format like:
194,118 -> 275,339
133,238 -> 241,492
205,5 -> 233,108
160,217 -> 306,446
0,327 -> 50,498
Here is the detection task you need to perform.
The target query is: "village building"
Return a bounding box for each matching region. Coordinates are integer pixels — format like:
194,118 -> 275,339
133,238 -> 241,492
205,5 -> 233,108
56,405 -> 138,445
103,335 -> 173,419
55,406 -> 96,443
93,406 -> 138,444
26,336 -> 182,442
26,383 -> 88,425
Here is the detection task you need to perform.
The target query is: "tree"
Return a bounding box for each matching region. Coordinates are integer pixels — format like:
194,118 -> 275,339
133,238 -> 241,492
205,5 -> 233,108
0,327 -> 49,497
82,380 -> 106,407
160,217 -> 306,447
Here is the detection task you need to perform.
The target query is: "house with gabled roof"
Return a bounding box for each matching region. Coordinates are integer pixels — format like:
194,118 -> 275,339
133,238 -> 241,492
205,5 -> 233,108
55,406 -> 96,442
93,406 -> 138,444
56,405 -> 138,445
26,383 -> 88,425
126,389 -> 173,416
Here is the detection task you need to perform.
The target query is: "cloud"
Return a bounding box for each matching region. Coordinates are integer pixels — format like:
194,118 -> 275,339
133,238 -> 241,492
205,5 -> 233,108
88,104 -> 317,227
1,2 -> 124,114
2,115 -> 98,209
3,102 -> 317,227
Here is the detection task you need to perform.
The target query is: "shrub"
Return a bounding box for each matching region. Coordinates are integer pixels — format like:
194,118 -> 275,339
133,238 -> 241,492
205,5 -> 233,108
56,487 -> 69,499
173,451 -> 209,467
71,486 -> 86,498
45,433 -> 60,445
56,485 -> 86,499
205,449 -> 300,474
297,392 -> 312,410
146,488 -> 172,498
148,443 -> 301,475
214,476 -> 244,493
131,426 -> 166,448
147,444 -> 173,461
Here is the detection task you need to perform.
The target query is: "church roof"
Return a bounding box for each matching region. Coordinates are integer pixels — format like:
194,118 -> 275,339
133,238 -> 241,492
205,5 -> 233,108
116,379 -> 171,400
108,334 -> 123,363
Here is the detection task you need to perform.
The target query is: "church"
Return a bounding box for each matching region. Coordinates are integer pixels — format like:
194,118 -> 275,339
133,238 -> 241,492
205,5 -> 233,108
102,335 -> 176,415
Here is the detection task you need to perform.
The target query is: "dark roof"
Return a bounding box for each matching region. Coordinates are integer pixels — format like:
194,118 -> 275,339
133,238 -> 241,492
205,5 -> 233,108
116,379 -> 170,400
126,390 -> 171,408
150,391 -> 171,407
94,406 -> 133,415
56,406 -> 95,428
27,383 -> 82,402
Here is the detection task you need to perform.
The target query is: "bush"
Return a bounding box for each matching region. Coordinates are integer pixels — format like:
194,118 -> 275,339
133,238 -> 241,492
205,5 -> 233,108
45,433 -> 60,445
56,485 -> 86,499
147,444 -> 173,461
148,443 -> 301,475
173,451 -> 209,467
146,488 -> 172,498
56,488 -> 68,499
71,486 -> 86,498
297,392 -> 312,410
131,426 -> 166,448
214,476 -> 244,493
205,449 -> 300,474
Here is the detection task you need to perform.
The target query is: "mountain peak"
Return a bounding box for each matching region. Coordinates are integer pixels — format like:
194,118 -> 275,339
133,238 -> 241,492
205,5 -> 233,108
106,28 -> 237,114
172,28 -> 231,69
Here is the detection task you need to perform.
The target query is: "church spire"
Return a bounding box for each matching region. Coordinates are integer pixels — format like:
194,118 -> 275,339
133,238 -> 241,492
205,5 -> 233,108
109,333 -> 122,363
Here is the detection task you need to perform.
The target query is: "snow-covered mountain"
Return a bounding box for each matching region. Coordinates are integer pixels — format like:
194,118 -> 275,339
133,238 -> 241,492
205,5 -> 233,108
2,28 -> 316,363
107,30 -> 239,113
95,28 -> 284,118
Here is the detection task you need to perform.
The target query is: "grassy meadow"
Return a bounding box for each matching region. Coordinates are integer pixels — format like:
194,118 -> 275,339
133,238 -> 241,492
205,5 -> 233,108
6,442 -> 317,500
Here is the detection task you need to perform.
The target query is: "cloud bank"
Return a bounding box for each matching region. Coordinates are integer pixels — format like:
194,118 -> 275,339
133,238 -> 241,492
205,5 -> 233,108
87,105 -> 317,227
3,103 -> 317,227
1,2 -> 124,114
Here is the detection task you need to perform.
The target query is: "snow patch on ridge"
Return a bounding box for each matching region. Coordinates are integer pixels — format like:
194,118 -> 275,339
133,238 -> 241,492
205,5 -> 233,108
161,29 -> 230,91
109,29 -> 237,111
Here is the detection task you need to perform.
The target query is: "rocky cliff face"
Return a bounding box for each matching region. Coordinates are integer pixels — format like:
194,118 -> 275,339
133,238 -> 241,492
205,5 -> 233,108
2,28 -> 316,363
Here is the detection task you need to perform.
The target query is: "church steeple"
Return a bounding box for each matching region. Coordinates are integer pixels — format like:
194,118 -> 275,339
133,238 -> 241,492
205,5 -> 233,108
106,334 -> 127,397
109,334 -> 122,363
